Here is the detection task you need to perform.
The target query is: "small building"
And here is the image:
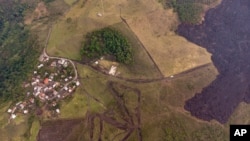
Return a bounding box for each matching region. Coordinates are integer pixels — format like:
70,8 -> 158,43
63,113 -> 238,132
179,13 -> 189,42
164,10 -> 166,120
23,110 -> 28,114
39,93 -> 46,100
52,102 -> 57,107
29,98 -> 35,104
44,78 -> 49,85
56,109 -> 60,114
53,82 -> 60,88
109,66 -> 117,76
64,87 -> 68,91
64,78 -> 68,82
76,81 -> 80,86
63,61 -> 69,68
44,57 -> 49,62
53,90 -> 58,95
16,101 -> 22,106
68,88 -> 73,93
11,114 -> 17,119
37,64 -> 44,69
31,81 -> 37,86
24,83 -> 30,88
34,92 -> 39,97
7,109 -> 12,113
97,13 -> 102,17
58,59 -> 65,65
19,103 -> 25,109
44,87 -> 49,92
50,61 -> 57,67
49,75 -> 54,80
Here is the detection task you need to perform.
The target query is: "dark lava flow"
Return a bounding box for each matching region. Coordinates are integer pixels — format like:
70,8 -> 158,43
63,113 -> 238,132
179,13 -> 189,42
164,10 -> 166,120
177,0 -> 250,123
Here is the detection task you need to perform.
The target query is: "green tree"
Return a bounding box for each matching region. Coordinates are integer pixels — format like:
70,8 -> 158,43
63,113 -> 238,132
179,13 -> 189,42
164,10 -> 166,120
81,28 -> 133,64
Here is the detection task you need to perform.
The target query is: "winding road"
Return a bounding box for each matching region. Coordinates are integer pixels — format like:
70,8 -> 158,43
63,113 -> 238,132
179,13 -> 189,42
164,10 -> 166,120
43,27 -> 78,88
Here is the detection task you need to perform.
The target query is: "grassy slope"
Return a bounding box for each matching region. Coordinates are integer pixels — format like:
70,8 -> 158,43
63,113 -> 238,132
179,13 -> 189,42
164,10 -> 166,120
28,119 -> 40,141
110,22 -> 163,79
0,104 -> 29,141
63,59 -> 230,141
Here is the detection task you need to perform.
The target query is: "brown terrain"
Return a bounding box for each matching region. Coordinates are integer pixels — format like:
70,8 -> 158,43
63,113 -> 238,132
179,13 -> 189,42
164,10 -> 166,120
24,2 -> 49,25
177,0 -> 250,123
38,81 -> 142,141
37,119 -> 84,141
87,81 -> 142,141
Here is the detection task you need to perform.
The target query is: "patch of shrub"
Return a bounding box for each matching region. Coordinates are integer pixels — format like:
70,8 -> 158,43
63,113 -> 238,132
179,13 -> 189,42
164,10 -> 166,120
171,0 -> 202,24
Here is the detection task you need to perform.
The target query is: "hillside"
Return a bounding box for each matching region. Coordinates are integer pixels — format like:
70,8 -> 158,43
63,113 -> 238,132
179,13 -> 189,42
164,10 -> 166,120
2,0 -> 250,141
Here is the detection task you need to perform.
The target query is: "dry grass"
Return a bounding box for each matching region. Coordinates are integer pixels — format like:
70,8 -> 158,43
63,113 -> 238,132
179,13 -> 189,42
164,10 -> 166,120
110,22 -> 163,79
46,0 -> 123,60
47,0 -> 213,77
123,1 -> 212,76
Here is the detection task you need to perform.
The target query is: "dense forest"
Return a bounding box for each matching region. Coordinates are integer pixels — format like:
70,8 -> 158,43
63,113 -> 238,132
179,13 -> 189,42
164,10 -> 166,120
0,0 -> 41,101
81,28 -> 133,64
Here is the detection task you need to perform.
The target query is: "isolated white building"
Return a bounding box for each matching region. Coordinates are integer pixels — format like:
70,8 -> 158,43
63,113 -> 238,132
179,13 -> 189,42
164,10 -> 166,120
11,114 -> 17,119
109,66 -> 117,76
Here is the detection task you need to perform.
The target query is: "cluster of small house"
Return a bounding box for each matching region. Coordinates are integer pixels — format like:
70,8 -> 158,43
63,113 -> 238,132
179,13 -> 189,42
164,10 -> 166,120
7,56 -> 79,120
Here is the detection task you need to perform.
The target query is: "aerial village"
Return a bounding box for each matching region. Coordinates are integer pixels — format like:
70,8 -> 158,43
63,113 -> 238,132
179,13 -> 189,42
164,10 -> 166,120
7,54 -> 80,120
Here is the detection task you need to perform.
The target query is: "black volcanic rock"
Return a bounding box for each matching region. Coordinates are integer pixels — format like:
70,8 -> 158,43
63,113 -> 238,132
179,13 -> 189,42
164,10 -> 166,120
177,0 -> 250,123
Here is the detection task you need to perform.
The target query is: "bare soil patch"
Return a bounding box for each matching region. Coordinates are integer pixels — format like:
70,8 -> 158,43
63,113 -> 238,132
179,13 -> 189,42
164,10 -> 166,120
24,2 -> 49,25
37,119 -> 84,141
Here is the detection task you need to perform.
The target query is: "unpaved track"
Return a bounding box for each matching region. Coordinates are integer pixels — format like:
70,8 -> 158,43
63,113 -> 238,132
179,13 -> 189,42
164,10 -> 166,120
78,61 -> 213,83
43,27 -> 78,85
